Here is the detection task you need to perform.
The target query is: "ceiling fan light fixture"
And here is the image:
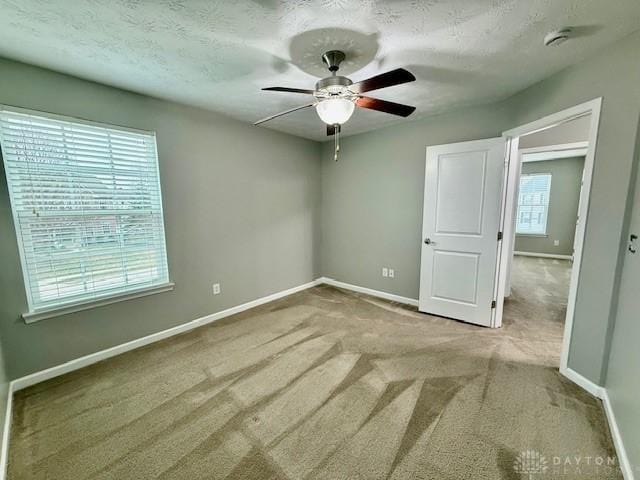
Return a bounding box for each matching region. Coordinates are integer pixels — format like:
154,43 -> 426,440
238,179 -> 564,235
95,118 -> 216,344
315,97 -> 355,125
256,50 -> 416,131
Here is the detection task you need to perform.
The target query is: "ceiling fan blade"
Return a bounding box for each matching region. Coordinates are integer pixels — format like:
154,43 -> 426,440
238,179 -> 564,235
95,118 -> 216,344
254,103 -> 316,125
349,68 -> 416,94
262,87 -> 315,95
355,96 -> 416,117
326,124 -> 341,136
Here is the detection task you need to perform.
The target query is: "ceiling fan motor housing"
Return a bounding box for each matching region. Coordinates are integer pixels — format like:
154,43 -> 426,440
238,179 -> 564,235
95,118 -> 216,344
315,75 -> 353,95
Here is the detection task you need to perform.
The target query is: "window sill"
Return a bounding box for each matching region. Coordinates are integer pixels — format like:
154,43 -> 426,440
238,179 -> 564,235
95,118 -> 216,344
516,233 -> 548,237
22,282 -> 175,324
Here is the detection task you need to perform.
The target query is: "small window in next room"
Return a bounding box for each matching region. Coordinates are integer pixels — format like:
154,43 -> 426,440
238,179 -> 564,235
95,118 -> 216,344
516,173 -> 552,235
0,107 -> 170,317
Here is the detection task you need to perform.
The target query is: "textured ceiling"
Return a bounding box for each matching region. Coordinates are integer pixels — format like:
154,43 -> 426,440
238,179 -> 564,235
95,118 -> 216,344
1,1 -> 639,141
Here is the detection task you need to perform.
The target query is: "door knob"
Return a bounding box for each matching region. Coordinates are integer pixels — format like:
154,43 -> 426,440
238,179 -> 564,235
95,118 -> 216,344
424,237 -> 432,245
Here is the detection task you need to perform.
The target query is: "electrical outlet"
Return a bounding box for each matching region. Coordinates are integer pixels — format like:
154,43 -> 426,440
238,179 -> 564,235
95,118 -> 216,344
388,268 -> 395,278
382,267 -> 388,277
554,240 -> 560,246
212,283 -> 221,295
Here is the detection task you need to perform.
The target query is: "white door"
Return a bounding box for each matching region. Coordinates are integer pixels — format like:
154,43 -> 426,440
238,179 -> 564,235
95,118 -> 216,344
419,138 -> 506,327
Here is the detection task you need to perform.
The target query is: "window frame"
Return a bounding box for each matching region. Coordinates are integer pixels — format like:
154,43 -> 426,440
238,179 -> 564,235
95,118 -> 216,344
515,172 -> 552,236
0,105 -> 173,322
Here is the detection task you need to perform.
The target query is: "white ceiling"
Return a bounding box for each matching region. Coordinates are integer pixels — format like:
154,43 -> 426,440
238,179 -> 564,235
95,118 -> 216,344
1,0 -> 639,142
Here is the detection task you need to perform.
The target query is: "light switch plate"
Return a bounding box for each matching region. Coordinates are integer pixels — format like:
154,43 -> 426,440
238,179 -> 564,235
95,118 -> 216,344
388,269 -> 395,278
382,267 -> 388,277
213,283 -> 221,295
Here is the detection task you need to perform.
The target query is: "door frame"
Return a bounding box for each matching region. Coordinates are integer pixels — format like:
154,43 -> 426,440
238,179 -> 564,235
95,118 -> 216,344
494,98 -> 602,376
520,141 -> 589,162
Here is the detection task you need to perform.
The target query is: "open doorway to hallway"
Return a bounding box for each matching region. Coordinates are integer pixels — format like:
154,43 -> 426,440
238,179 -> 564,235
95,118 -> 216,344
498,107 -> 599,383
505,116 -> 589,351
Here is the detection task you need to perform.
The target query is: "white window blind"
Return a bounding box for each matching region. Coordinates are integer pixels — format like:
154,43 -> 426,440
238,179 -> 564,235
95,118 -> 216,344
516,173 -> 552,235
0,108 -> 170,314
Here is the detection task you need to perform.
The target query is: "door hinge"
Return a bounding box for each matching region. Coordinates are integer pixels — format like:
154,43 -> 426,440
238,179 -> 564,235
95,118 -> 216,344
491,300 -> 496,309
497,231 -> 503,241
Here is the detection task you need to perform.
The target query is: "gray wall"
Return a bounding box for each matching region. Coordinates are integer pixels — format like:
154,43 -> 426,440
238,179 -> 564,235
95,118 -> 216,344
0,58 -> 322,378
604,118 -> 640,475
0,339 -> 7,454
320,29 -> 640,385
515,157 -> 584,256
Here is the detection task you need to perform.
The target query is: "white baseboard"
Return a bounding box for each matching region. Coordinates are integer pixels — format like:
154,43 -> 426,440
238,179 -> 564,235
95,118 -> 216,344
0,383 -> 13,480
560,366 -> 604,399
11,278 -> 323,392
319,277 -> 419,307
602,390 -> 635,480
514,251 -> 573,260
8,276 -> 416,393
2,278 -> 324,479
560,368 -> 634,478
2,276 -> 416,477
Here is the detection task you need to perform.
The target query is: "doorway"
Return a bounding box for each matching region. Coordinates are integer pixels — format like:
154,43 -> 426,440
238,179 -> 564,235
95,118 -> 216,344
504,129 -> 588,364
496,99 -> 602,390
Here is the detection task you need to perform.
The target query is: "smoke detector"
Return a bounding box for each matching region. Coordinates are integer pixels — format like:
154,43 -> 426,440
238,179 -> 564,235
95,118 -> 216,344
544,28 -> 572,47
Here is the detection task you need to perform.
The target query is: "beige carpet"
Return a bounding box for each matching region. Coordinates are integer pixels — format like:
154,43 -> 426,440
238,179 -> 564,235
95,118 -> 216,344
8,257 -> 621,479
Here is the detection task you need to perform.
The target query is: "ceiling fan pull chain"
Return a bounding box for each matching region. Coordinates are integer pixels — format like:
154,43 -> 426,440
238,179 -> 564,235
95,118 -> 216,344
334,124 -> 340,162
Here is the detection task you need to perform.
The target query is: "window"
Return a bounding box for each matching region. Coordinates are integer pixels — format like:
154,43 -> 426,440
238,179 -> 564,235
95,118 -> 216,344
0,108 -> 170,317
516,173 -> 552,235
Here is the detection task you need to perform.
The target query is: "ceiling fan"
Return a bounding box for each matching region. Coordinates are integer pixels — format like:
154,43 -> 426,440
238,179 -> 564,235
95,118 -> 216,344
254,50 -> 417,141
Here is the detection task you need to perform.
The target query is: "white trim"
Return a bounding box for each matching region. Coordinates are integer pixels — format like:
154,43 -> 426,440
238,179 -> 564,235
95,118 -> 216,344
520,141 -> 589,163
602,390 -> 635,480
560,366 -> 604,399
521,147 -> 588,163
0,383 -> 13,480
319,277 -> 419,306
23,282 -> 175,323
559,100 -> 601,374
503,107 -> 593,138
491,138 -> 514,326
514,251 -> 573,260
557,366 -> 631,478
0,104 -> 155,135
1,278 -> 323,480
519,141 -> 589,155
9,276 -> 418,391
496,98 -> 602,380
495,136 -> 522,315
12,278 -> 322,391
